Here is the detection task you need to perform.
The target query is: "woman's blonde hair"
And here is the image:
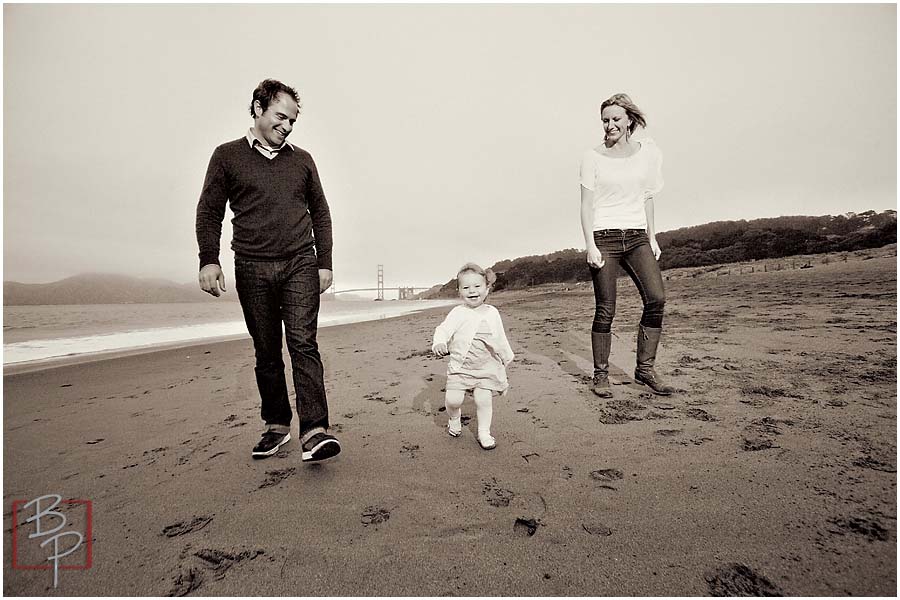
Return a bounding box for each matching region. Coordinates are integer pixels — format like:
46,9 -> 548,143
457,262 -> 497,287
600,93 -> 647,135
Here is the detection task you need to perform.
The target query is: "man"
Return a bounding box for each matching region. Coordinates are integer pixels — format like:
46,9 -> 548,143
196,78 -> 340,462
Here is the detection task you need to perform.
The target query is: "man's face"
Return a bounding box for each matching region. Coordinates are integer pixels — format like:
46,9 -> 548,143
253,92 -> 299,147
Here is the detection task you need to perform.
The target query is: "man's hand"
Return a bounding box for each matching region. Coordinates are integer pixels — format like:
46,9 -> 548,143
319,269 -> 333,294
199,264 -> 226,297
432,342 -> 449,357
649,236 -> 662,261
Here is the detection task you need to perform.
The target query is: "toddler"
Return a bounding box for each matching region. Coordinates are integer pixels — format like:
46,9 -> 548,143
432,263 -> 514,449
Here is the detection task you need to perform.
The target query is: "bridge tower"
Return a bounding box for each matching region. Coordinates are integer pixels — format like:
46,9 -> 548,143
377,264 -> 384,301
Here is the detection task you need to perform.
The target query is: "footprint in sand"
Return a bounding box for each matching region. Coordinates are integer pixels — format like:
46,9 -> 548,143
851,456 -> 896,473
163,516 -> 214,538
582,523 -> 613,537
685,408 -> 718,422
139,448 -> 168,467
169,565 -> 204,596
704,563 -> 784,596
482,478 -> 515,507
400,444 -> 420,459
646,411 -> 675,420
655,429 -> 682,437
194,548 -> 264,578
257,468 -> 296,490
828,515 -> 890,542
681,437 -> 715,447
364,392 -> 397,405
590,468 -> 624,482
598,410 -> 641,425
742,438 -> 777,451
361,506 -> 391,526
513,517 -> 540,537
739,385 -> 802,401
745,416 -> 792,436
168,548 -> 263,596
86,438 -> 105,445
685,398 -> 712,407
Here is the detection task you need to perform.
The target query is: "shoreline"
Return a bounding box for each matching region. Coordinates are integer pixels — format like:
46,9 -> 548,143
2,301 -> 456,375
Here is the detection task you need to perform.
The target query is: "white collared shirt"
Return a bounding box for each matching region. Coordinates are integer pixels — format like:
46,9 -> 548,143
246,128 -> 294,160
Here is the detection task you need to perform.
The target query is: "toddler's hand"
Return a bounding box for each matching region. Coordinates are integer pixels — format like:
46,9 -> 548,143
432,342 -> 448,357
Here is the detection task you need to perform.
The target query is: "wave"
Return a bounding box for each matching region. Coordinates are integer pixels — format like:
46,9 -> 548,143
3,300 -> 455,366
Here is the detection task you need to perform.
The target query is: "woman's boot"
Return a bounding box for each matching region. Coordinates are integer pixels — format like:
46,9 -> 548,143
591,332 -> 613,398
634,325 -> 676,395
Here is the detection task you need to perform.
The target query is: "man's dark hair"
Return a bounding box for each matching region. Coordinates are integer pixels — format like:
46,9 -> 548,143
249,79 -> 301,118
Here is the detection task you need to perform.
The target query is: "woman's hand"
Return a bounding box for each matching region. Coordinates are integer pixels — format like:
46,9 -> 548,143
586,246 -> 605,269
432,342 -> 449,357
650,236 -> 662,260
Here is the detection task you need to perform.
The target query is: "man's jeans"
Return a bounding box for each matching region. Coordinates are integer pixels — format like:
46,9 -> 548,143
589,229 -> 666,334
234,251 -> 329,435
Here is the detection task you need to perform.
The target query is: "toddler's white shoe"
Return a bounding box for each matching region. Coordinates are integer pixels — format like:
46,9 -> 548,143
448,418 -> 462,437
477,433 -> 496,450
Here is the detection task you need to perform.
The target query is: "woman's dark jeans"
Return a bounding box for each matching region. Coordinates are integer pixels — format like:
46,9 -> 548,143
589,229 -> 666,334
234,251 -> 329,434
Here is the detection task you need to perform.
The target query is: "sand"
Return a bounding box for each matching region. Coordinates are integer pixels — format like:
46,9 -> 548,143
3,253 -> 896,596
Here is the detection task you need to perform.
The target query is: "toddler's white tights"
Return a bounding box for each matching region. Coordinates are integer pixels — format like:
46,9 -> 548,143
445,389 -> 493,443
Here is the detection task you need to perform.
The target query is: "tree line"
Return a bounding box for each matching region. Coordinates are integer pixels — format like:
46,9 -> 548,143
429,210 -> 897,295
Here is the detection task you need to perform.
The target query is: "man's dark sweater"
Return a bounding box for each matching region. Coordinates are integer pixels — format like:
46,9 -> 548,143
195,138 -> 333,271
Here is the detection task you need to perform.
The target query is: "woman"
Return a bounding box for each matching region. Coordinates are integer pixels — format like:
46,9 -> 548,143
579,93 -> 675,397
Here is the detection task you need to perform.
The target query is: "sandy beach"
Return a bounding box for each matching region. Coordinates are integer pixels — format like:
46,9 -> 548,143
3,253 -> 896,596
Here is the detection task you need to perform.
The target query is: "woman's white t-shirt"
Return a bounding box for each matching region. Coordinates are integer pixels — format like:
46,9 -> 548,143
579,139 -> 664,231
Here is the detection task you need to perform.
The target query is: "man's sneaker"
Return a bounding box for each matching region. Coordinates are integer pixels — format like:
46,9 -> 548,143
252,431 -> 291,458
301,432 -> 341,462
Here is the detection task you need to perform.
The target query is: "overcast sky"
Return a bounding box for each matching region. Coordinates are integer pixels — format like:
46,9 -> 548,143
4,3 -> 896,291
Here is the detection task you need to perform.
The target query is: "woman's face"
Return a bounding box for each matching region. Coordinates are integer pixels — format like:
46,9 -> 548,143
601,104 -> 631,144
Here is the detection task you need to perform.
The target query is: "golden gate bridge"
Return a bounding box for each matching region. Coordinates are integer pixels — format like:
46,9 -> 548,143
330,265 -> 432,300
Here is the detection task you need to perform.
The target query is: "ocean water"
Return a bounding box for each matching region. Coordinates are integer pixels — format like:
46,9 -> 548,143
3,299 -> 455,366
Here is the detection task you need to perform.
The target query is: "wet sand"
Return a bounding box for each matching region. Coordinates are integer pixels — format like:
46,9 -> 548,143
3,251 -> 896,596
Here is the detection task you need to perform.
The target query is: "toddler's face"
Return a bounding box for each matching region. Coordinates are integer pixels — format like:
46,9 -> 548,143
458,272 -> 489,308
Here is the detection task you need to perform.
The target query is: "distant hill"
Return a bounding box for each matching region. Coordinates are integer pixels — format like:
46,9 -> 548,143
3,273 -> 379,306
424,210 -> 897,296
655,209 -> 896,270
3,273 -> 236,306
